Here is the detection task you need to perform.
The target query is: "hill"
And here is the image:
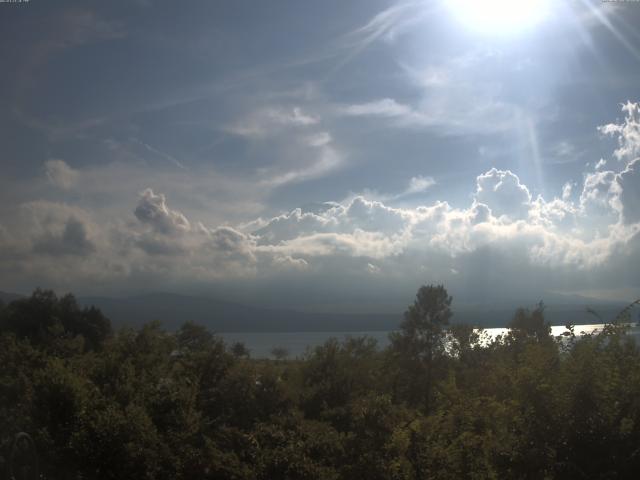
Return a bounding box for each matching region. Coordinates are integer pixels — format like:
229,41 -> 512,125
78,292 -> 631,332
3,290 -> 631,332
78,293 -> 402,332
0,291 -> 24,304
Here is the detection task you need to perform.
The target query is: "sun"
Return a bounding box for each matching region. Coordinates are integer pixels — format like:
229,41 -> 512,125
446,0 -> 551,34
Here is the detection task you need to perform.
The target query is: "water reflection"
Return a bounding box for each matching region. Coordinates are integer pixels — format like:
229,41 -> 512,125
222,323 -> 640,359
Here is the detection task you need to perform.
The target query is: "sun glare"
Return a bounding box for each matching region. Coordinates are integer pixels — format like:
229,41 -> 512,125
447,0 -> 551,34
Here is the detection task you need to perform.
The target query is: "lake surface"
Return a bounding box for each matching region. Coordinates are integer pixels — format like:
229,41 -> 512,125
221,323 -> 640,359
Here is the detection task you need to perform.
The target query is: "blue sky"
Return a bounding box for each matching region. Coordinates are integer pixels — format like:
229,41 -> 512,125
1,0 -> 639,311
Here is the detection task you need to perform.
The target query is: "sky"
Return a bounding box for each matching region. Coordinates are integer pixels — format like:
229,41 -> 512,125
1,0 -> 639,312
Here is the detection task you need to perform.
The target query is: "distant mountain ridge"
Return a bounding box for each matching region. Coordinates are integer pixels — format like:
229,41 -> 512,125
76,293 -> 634,332
1,290 -> 634,332
0,291 -> 23,304
78,293 -> 402,332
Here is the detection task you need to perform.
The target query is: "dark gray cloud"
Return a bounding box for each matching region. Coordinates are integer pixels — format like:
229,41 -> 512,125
44,159 -> 79,190
207,226 -> 255,259
134,234 -> 188,256
33,217 -> 95,256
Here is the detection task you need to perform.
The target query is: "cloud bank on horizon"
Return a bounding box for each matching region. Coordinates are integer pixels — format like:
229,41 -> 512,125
0,0 -> 639,308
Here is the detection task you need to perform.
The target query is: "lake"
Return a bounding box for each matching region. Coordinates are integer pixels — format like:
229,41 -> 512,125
221,323 -> 640,359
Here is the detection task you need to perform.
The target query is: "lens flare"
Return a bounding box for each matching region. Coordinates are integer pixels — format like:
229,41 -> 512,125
447,0 -> 551,34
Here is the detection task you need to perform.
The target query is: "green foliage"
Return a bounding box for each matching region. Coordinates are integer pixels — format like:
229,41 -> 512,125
0,289 -> 111,353
270,346 -> 290,361
300,336 -> 382,429
2,288 -> 640,479
230,341 -> 251,359
389,285 -> 453,411
392,285 -> 453,360
507,302 -> 551,343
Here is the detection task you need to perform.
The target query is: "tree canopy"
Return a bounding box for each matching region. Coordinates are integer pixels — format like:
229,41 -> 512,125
1,287 -> 640,479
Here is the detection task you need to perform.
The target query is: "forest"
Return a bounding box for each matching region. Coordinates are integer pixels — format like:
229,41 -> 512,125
1,286 -> 640,479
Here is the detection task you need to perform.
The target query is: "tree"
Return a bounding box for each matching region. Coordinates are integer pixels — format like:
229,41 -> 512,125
0,290 -> 111,352
231,341 -> 250,358
390,285 -> 452,412
270,346 -> 289,361
58,295 -> 111,351
508,302 -> 550,343
177,321 -> 213,352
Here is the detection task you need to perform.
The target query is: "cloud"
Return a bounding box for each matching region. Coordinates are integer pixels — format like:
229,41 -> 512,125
12,202 -> 98,259
341,98 -> 413,117
336,46 -> 529,137
14,97 -> 640,298
474,169 -> 532,220
338,1 -> 433,65
260,138 -> 342,187
134,188 -> 191,235
257,228 -> 404,260
134,234 -> 188,257
129,138 -> 186,170
618,159 -> 640,224
304,131 -> 332,147
254,196 -> 412,245
331,8 -> 526,138
405,175 -> 436,195
45,159 -> 79,190
225,104 -> 342,187
205,226 -> 256,262
228,106 -> 319,139
3,102 -> 640,303
339,98 -> 436,131
344,197 -> 411,234
598,101 -> 640,166
553,141 -> 575,157
33,216 -> 95,256
580,170 -> 622,221
349,175 -> 436,203
338,93 -> 517,135
4,158 -> 639,302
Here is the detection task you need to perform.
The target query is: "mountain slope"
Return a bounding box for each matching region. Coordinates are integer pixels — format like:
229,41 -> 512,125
3,290 -> 632,332
78,292 -> 633,332
0,291 -> 24,304
78,293 -> 402,332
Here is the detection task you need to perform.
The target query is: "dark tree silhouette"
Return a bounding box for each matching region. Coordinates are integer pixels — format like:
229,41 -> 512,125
231,341 -> 250,358
177,321 -> 214,352
0,289 -> 111,351
508,301 -> 550,342
270,346 -> 289,361
390,284 -> 452,412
